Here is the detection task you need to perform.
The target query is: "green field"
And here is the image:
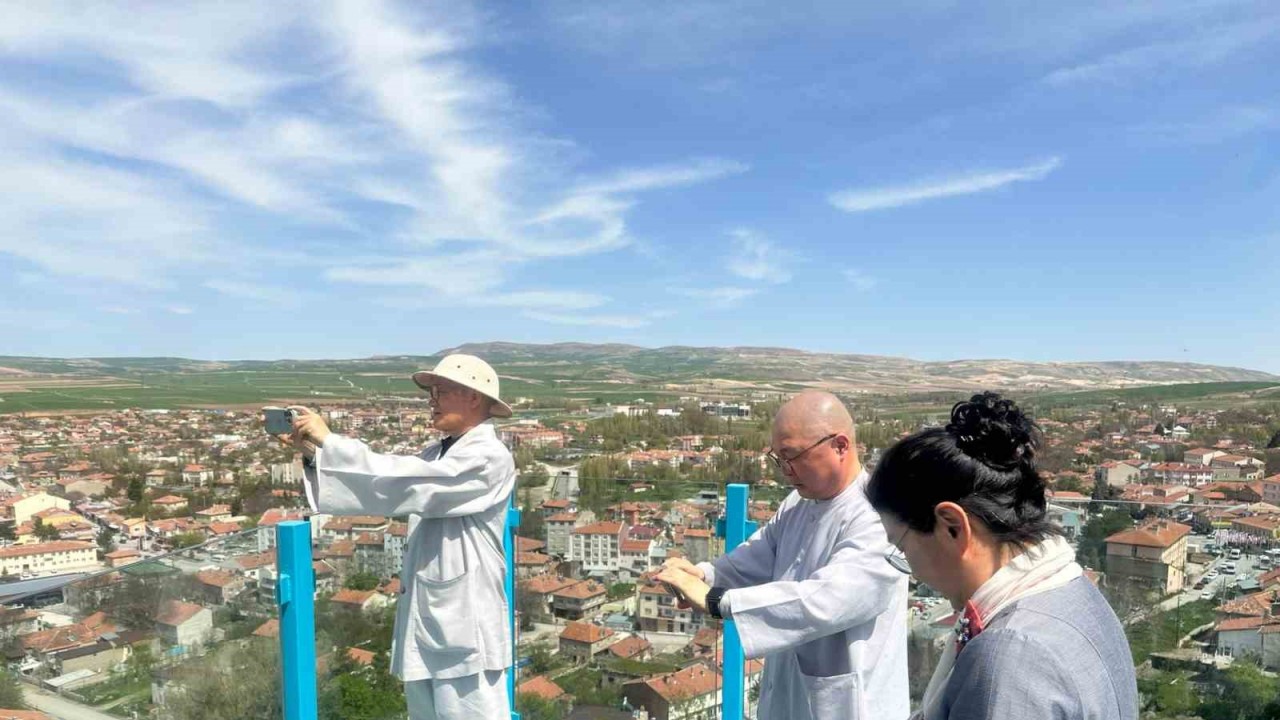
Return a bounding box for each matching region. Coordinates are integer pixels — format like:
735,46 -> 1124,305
1,351 -> 1275,415
1026,381 -> 1280,410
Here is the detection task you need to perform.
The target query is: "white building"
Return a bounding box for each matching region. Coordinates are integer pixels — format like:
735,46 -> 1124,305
0,541 -> 98,577
570,521 -> 623,575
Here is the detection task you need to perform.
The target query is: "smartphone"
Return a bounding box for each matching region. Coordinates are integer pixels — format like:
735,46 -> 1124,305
263,407 -> 295,435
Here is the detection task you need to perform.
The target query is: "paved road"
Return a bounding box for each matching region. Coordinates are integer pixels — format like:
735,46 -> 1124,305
24,686 -> 119,720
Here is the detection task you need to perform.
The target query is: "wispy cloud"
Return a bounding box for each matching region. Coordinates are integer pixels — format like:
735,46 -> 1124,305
1134,105 -> 1280,145
726,229 -> 792,284
829,157 -> 1061,213
671,286 -> 759,308
0,0 -> 743,314
843,269 -> 877,292
575,158 -> 748,195
168,306 -> 195,315
204,280 -> 303,308
374,289 -> 611,312
1041,19 -> 1280,87
521,310 -> 654,329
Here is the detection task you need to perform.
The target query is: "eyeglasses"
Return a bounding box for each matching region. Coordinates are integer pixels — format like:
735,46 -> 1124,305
427,384 -> 466,402
886,525 -> 912,575
766,433 -> 837,473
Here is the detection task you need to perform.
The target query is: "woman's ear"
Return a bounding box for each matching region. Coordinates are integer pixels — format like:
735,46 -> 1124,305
933,502 -> 971,551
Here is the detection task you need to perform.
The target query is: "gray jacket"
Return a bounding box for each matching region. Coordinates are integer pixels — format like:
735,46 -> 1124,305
939,576 -> 1138,720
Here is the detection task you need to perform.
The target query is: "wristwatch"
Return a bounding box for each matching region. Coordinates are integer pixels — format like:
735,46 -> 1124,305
706,587 -> 727,619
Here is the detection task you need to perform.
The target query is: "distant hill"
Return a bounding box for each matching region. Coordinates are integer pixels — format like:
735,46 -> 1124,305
0,343 -> 1276,413
436,342 -> 1279,394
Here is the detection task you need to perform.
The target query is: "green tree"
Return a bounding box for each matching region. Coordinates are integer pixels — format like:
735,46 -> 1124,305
172,531 -> 205,549
515,692 -> 569,720
127,476 -> 145,504
1138,670 -> 1197,717
32,517 -> 60,542
167,640 -> 281,720
344,571 -> 380,592
1198,659 -> 1280,720
0,669 -> 25,709
96,529 -> 117,556
0,524 -> 15,543
1076,507 -> 1134,570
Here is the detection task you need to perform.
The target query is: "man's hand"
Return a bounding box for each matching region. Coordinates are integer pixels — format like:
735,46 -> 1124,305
289,407 -> 331,452
661,557 -> 705,581
655,565 -> 711,614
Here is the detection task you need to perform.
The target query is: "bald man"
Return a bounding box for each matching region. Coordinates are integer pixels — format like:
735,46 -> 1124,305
657,391 -> 909,720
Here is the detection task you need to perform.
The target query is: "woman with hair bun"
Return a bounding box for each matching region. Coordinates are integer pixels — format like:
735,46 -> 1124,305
865,392 -> 1137,720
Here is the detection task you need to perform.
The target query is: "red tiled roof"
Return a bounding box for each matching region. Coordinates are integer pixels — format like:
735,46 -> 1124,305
515,535 -> 545,552
560,621 -> 614,644
522,574 -> 577,595
1217,616 -> 1271,632
0,709 -> 54,720
517,675 -> 565,702
346,647 -> 375,666
195,569 -> 241,588
253,619 -> 280,639
331,589 -> 376,606
573,521 -> 622,535
641,662 -> 720,702
1105,521 -> 1190,548
0,541 -> 94,559
608,635 -> 651,659
156,600 -> 206,627
553,580 -> 607,600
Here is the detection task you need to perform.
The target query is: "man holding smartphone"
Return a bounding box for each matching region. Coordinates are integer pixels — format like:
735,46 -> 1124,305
278,354 -> 516,720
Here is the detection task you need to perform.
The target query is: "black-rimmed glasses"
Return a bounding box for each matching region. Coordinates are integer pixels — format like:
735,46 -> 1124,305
766,433 -> 838,473
886,525 -> 912,575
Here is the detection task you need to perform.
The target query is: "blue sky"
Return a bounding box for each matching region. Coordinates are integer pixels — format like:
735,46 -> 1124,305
1,1 -> 1277,371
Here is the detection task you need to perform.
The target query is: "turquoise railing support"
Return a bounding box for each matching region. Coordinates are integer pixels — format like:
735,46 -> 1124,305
276,520 -> 318,720
718,484 -> 757,720
505,494 -> 522,720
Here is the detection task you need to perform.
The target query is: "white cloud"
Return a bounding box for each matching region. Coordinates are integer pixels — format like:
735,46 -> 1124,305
104,307 -> 138,315
829,157 -> 1061,213
575,158 -> 748,195
522,310 -> 654,329
1135,106 -> 1280,145
1042,19 -> 1280,87
0,155 -> 210,287
204,280 -> 302,308
374,289 -> 610,312
843,269 -> 877,292
726,229 -> 791,284
324,250 -> 511,295
0,0 -> 744,317
671,286 -> 759,308
168,306 -> 195,315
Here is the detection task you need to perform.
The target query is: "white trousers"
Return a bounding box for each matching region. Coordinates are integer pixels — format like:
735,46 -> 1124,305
406,670 -> 509,720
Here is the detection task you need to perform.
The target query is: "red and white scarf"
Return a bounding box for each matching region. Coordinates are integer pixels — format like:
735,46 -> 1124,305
915,535 -> 1082,720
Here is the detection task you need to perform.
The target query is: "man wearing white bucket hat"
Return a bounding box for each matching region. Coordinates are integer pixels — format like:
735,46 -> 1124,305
285,354 -> 516,720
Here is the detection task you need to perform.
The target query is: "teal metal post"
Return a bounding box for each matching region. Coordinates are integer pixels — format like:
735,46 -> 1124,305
719,484 -> 757,720
505,494 -> 522,719
276,520 -> 317,720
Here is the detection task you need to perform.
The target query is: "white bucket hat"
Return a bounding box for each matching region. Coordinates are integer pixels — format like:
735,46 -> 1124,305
412,354 -> 512,418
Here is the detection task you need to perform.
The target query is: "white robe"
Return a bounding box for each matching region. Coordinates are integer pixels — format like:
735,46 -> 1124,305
698,472 -> 910,720
303,421 -> 515,682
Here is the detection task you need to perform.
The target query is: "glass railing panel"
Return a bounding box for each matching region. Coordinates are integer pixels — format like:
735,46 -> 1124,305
0,525 -> 280,720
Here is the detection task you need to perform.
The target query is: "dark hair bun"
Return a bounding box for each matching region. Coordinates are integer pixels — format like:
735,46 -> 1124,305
947,392 -> 1039,471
